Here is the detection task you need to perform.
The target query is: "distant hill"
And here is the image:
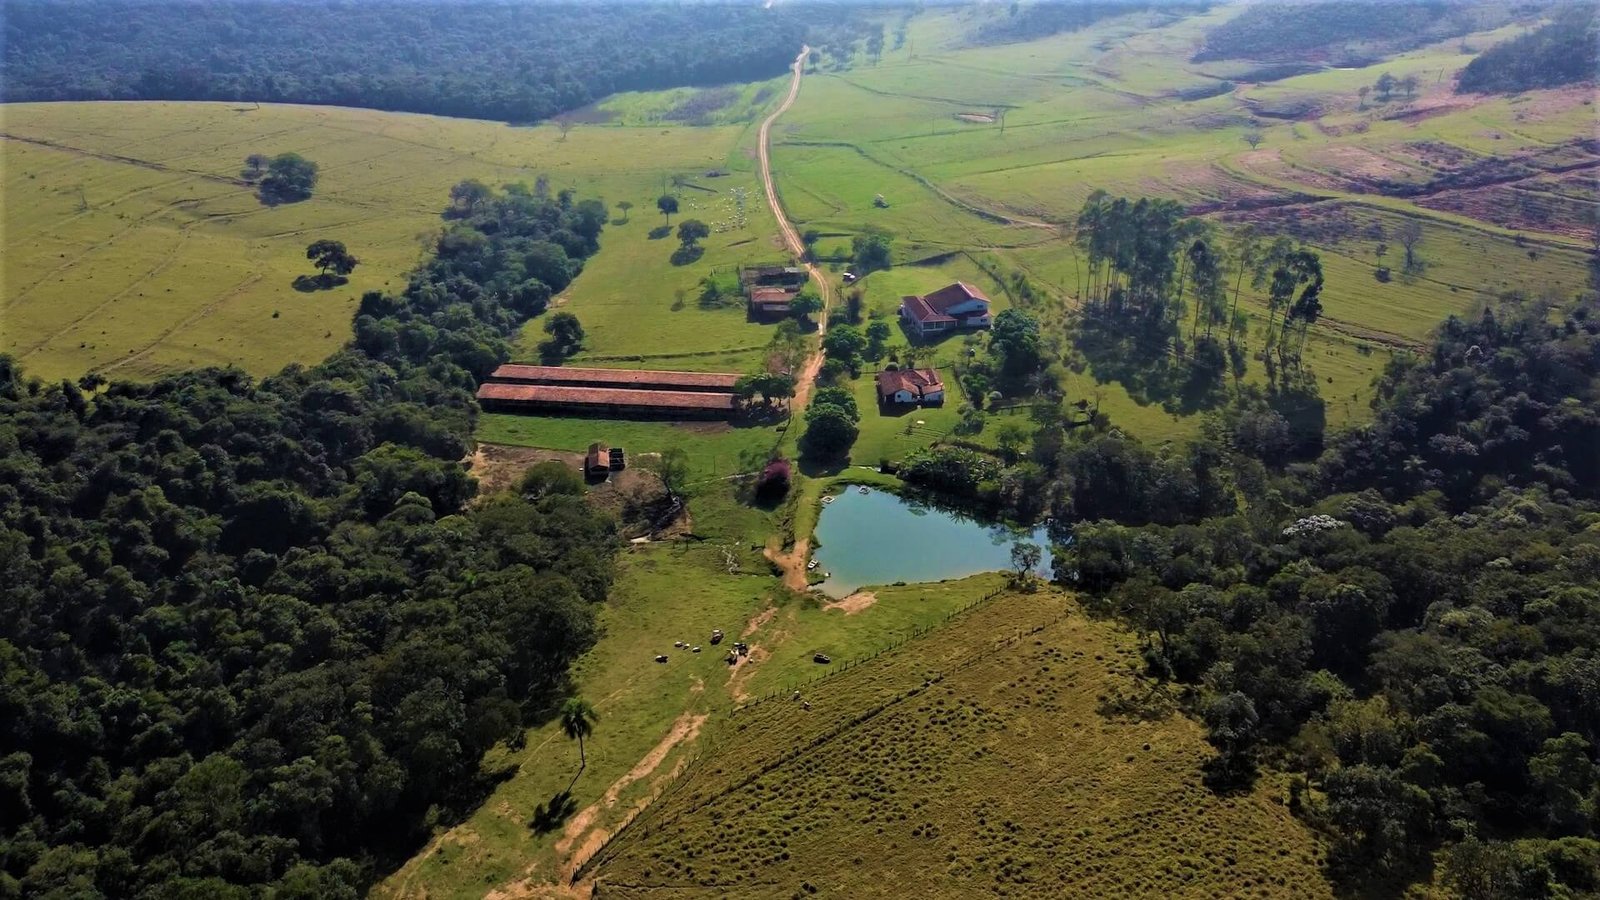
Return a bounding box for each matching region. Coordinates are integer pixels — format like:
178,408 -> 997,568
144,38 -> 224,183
1193,1 -> 1507,64
969,0 -> 1205,46
1457,6 -> 1598,94
0,0 -> 819,123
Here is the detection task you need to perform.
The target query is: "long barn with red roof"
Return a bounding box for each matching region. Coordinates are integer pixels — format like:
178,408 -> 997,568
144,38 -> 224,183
476,365 -> 743,419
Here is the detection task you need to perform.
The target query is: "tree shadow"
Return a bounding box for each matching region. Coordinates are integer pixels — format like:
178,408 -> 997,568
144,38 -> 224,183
1200,756 -> 1260,796
669,244 -> 705,266
292,273 -> 349,292
795,455 -> 849,479
648,225 -> 672,240
529,789 -> 579,834
1071,315 -> 1229,416
1095,682 -> 1178,723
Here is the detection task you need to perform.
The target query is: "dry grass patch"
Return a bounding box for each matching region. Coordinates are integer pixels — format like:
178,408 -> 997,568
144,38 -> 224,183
588,590 -> 1330,898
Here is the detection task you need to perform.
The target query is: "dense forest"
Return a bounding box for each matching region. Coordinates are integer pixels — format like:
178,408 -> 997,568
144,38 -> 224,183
1457,5 -> 1598,95
0,1 -> 816,122
1057,294 -> 1600,893
1193,1 -> 1512,63
969,0 -> 1204,47
0,183 -> 618,897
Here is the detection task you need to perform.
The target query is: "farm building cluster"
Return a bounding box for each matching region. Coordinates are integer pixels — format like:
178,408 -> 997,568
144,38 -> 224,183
741,263 -> 808,318
476,364 -> 744,419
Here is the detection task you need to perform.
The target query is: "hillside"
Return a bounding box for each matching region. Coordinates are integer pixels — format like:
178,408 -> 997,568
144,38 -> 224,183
587,590 -> 1331,898
1,100 -> 780,381
1457,6 -> 1599,94
1192,1 -> 1507,64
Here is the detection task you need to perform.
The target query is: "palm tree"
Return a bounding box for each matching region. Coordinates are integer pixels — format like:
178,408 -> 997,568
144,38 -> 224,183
560,698 -> 598,776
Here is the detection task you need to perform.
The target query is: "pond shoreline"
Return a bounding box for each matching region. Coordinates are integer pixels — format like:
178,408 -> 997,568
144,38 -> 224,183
810,486 -> 1057,598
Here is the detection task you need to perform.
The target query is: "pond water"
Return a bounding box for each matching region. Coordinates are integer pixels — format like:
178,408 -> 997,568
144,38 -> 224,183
811,488 -> 1055,598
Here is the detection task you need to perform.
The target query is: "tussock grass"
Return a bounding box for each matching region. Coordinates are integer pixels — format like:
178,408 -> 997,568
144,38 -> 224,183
590,589 -> 1331,898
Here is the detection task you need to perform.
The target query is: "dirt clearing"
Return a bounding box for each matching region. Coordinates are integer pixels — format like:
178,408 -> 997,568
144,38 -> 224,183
823,591 -> 877,615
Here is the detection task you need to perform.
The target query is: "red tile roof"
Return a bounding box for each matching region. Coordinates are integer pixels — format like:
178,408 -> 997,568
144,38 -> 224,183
477,383 -> 736,411
921,281 -> 990,315
488,365 -> 742,390
900,294 -> 956,325
876,368 -> 944,399
750,288 -> 795,305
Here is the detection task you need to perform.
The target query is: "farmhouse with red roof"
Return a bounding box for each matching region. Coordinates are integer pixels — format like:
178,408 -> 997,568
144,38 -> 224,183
876,368 -> 945,406
898,282 -> 992,338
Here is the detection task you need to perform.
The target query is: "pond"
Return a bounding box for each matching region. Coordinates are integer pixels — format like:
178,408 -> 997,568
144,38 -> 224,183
811,487 -> 1056,598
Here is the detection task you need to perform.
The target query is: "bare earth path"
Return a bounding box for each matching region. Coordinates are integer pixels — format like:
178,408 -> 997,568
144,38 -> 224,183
758,46 -> 831,415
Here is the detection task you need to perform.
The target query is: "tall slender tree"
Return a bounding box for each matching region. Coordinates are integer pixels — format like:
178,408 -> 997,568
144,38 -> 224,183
560,697 -> 598,777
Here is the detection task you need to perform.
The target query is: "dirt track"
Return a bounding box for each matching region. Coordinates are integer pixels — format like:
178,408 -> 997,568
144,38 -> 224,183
757,45 -> 833,416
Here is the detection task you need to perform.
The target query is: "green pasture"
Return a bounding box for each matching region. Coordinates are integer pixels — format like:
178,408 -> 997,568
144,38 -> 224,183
476,414 -> 785,482
2,101 -> 770,382
593,76 -> 789,127
515,166 -> 788,367
376,490 -> 1044,900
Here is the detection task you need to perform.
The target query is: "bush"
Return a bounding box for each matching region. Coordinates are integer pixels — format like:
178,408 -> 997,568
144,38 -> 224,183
755,458 -> 792,503
800,403 -> 858,459
900,446 -> 999,496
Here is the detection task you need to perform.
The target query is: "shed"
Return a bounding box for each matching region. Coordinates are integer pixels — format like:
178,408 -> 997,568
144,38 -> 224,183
585,442 -> 611,477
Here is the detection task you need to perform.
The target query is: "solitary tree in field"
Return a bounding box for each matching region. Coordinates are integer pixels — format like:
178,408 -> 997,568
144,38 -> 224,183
306,240 -> 359,278
616,199 -> 633,223
677,218 -> 710,248
1357,85 -> 1371,109
259,153 -> 319,204
553,114 -> 576,141
645,447 -> 690,500
1009,541 -> 1042,588
1375,72 -> 1397,101
242,153 -> 270,181
1242,129 -> 1265,151
542,312 -> 586,361
559,698 -> 598,779
1396,218 -> 1424,272
657,194 -> 679,225
1399,74 -> 1419,99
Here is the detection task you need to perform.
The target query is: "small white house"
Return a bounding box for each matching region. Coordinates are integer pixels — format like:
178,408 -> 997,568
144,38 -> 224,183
876,368 -> 945,405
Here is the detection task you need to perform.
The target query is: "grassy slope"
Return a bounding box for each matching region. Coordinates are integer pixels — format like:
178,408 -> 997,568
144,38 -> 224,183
589,589 -> 1330,899
374,485 -> 1034,898
1,100 -> 779,382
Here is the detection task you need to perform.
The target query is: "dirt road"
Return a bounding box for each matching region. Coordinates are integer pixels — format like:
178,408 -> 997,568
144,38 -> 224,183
757,46 -> 832,413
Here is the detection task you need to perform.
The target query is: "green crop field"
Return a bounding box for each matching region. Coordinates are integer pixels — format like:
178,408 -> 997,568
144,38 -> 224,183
587,588 -> 1331,898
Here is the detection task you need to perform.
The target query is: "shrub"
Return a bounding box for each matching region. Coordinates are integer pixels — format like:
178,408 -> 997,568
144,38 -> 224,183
755,458 -> 792,503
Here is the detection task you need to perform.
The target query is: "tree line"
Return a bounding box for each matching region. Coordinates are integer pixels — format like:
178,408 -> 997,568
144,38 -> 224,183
0,179 -> 619,897
1193,1 -> 1509,64
1073,192 -> 1326,404
1056,293 -> 1600,894
1457,5 -> 1598,95
0,1 -> 818,123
